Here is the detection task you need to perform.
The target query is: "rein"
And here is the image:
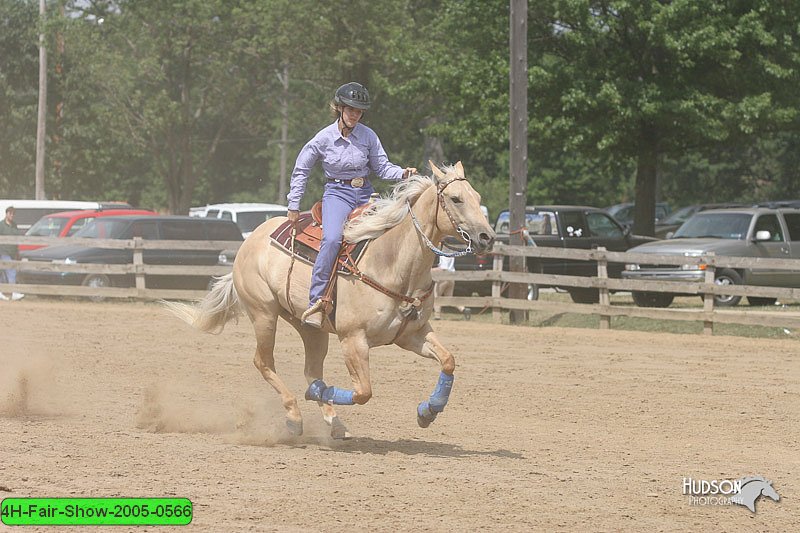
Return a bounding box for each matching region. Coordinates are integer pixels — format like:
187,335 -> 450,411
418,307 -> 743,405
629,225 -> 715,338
407,177 -> 474,258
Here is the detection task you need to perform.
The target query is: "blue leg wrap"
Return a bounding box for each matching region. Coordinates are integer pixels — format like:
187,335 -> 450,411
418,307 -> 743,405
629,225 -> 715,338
304,379 -> 328,402
428,371 -> 454,412
417,372 -> 454,427
321,387 -> 355,405
304,379 -> 355,405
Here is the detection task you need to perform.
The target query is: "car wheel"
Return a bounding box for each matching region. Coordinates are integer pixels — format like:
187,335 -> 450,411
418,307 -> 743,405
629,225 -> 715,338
568,288 -> 599,304
712,269 -> 742,307
82,274 -> 112,303
527,283 -> 539,301
746,296 -> 777,306
632,291 -> 674,308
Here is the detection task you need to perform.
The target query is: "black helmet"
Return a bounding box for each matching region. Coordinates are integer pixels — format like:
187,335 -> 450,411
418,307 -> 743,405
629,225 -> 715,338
334,82 -> 371,110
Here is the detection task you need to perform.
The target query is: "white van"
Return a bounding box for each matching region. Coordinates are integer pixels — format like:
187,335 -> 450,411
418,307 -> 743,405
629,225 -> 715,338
195,203 -> 287,238
0,199 -> 132,231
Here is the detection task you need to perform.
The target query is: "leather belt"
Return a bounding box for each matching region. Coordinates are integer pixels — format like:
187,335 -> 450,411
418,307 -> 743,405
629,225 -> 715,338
328,177 -> 367,188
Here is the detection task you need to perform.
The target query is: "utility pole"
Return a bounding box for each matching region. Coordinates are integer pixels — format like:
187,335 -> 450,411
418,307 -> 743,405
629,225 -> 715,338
277,65 -> 289,204
509,0 -> 528,323
35,0 -> 47,199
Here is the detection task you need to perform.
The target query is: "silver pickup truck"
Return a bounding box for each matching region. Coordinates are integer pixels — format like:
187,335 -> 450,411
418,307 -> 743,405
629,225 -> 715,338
622,207 -> 800,307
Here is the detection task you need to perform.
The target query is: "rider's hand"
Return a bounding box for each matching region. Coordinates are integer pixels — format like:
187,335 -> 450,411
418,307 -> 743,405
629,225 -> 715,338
402,167 -> 417,179
287,210 -> 300,223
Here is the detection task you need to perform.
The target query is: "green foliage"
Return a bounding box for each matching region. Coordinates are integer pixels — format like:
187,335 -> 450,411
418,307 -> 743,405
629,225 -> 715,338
0,0 -> 38,197
2,0 -> 800,221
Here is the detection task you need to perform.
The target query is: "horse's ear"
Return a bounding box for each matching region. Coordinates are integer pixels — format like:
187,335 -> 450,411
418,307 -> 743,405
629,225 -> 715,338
455,161 -> 465,179
429,160 -> 446,181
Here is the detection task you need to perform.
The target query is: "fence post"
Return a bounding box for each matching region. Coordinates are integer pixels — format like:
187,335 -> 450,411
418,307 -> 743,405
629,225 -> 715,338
133,237 -> 145,294
597,246 -> 610,329
702,252 -> 715,335
492,252 -> 503,323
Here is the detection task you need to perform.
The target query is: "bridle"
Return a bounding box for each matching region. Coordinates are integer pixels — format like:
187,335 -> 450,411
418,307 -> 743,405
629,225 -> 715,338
407,177 -> 474,257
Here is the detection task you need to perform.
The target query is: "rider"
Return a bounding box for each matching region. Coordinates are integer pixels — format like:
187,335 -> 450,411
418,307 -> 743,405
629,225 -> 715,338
286,82 -> 416,328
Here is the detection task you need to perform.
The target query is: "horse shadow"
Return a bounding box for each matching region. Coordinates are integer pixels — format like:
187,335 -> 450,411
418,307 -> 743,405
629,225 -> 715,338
273,435 -> 524,460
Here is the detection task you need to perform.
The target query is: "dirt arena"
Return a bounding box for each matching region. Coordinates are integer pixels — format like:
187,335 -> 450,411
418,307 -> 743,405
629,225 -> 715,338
1,299 -> 797,531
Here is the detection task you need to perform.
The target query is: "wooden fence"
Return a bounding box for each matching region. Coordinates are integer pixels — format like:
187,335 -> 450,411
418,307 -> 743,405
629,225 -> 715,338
432,243 -> 800,334
0,235 -> 241,301
3,236 -> 800,334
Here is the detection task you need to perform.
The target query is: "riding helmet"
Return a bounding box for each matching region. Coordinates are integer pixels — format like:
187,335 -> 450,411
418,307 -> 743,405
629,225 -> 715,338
334,82 -> 371,110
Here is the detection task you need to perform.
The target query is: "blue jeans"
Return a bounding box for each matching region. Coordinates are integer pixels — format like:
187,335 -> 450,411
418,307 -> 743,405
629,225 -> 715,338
0,254 -> 16,285
309,181 -> 374,305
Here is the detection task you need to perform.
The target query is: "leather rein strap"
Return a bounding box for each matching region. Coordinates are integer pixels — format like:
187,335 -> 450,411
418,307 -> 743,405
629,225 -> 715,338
340,249 -> 435,309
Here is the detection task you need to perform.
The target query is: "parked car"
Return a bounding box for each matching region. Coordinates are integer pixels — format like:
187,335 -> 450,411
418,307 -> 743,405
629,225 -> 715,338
0,200 -> 132,231
654,202 -> 749,238
755,199 -> 800,209
622,207 -> 800,307
455,205 -> 658,303
192,203 -> 287,238
20,208 -> 157,251
606,201 -> 671,229
19,215 -> 243,293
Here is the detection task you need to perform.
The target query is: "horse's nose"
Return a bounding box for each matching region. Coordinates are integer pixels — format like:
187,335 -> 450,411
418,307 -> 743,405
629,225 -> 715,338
477,232 -> 494,252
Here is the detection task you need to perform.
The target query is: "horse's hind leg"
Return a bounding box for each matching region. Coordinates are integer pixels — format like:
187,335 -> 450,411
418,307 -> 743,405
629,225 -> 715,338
251,312 -> 304,436
289,316 -> 351,439
395,323 -> 455,428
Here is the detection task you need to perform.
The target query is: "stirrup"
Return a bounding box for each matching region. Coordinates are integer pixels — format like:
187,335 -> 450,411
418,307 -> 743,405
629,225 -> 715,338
301,300 -> 326,328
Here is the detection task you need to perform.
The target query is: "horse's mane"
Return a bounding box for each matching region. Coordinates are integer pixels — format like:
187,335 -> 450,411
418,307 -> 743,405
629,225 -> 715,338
343,173 -> 438,242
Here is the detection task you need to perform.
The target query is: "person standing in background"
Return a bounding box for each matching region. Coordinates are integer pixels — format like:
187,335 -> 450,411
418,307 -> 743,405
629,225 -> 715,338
432,254 -> 470,320
0,206 -> 25,301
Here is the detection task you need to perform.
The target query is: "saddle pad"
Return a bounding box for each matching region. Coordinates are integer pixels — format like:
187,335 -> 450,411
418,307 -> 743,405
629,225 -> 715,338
270,215 -> 369,274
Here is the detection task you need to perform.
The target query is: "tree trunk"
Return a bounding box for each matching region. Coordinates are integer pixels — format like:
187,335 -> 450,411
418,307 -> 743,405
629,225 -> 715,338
421,117 -> 444,164
633,123 -> 658,236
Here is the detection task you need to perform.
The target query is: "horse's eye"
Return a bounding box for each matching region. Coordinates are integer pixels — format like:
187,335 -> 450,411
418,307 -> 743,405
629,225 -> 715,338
449,196 -> 463,204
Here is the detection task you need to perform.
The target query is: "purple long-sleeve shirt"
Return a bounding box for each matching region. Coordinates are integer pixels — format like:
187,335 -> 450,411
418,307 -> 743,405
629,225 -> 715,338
286,120 -> 404,210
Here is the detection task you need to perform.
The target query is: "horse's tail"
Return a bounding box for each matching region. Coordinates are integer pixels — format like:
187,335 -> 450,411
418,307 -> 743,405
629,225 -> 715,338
162,272 -> 241,334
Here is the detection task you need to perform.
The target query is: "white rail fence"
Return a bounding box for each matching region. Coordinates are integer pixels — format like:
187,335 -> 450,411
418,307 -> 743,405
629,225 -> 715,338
3,237 -> 800,334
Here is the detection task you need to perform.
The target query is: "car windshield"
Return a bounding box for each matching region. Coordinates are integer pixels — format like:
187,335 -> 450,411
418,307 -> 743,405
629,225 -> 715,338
660,205 -> 695,225
25,216 -> 69,237
73,219 -> 131,239
494,211 -> 558,236
236,211 -> 284,233
672,212 -> 752,239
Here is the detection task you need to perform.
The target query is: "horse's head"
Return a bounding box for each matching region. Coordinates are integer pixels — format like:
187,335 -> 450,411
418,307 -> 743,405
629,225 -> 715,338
428,161 -> 495,253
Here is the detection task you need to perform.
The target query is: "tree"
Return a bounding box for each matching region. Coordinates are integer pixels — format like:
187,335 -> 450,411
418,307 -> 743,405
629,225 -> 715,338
0,0 -> 39,197
530,0 -> 800,234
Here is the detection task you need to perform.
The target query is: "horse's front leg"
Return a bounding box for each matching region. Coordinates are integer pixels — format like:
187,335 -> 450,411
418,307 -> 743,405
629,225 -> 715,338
395,323 -> 455,428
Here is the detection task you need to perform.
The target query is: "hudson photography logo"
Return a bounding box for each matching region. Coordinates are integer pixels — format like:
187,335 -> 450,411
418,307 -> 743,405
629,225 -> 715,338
682,476 -> 780,513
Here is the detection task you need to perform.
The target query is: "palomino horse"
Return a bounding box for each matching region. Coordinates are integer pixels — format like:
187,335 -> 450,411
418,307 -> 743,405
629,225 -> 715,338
166,162 -> 494,439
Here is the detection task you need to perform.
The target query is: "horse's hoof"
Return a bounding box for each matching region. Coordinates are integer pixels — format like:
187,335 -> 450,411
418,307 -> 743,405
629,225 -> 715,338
330,417 -> 352,440
417,413 -> 435,428
285,418 -> 303,436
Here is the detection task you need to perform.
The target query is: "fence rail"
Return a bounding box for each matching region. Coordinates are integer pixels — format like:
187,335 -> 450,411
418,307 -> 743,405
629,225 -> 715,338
0,235 -> 240,301
432,243 -> 800,334
3,236 -> 800,334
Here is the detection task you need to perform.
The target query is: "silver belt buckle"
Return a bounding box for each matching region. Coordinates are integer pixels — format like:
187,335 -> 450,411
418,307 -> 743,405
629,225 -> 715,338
350,177 -> 365,188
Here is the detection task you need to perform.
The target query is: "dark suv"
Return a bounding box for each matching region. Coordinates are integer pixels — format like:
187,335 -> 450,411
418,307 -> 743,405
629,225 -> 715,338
455,206 -> 657,303
19,215 -> 242,291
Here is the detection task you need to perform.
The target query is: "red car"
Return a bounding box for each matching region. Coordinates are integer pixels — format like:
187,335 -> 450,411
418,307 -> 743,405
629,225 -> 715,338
21,208 -> 157,251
